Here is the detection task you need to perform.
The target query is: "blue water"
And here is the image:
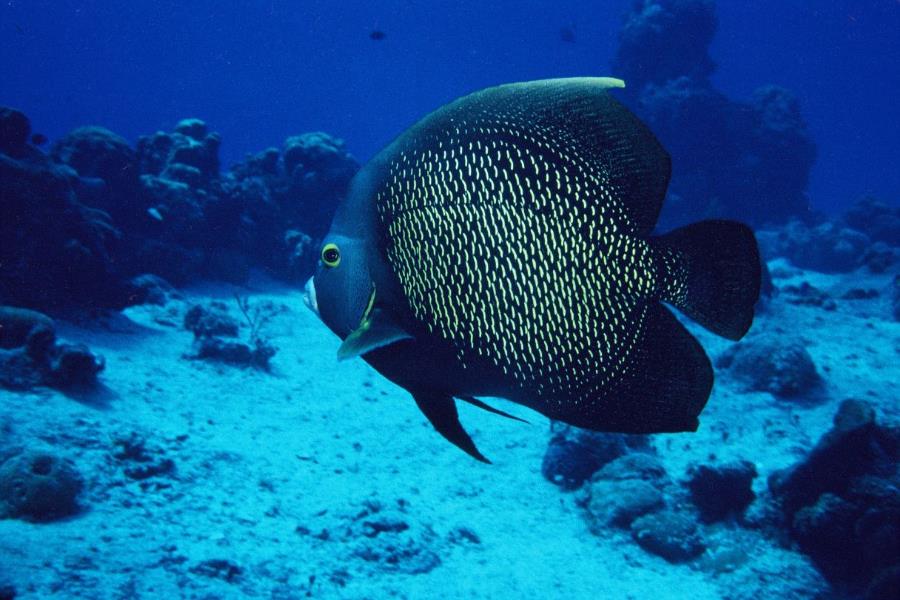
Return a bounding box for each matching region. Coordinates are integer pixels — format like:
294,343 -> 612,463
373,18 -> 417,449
2,0 -> 898,214
2,2 -> 900,598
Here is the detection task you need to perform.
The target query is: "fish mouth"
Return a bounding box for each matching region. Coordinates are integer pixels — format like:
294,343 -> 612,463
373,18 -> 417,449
303,278 -> 319,316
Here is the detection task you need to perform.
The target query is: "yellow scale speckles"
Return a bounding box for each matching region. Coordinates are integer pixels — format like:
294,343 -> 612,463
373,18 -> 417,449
377,118 -> 658,406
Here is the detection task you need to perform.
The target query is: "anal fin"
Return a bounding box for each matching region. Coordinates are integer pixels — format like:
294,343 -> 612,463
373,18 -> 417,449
413,391 -> 490,463
555,305 -> 713,434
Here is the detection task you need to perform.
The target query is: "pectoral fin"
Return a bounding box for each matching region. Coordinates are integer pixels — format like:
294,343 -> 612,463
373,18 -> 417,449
337,308 -> 412,360
413,391 -> 490,463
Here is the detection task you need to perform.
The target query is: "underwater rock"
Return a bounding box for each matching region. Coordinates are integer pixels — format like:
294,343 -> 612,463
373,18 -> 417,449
221,132 -> 356,281
0,106 -> 30,157
124,274 -> 177,306
861,242 -> 898,274
345,500 -> 441,575
612,0 -> 717,89
843,196 -> 900,248
4,109 -> 358,308
722,557 -> 833,600
579,452 -> 668,533
0,148 -> 129,311
189,559 -> 243,584
111,432 -> 176,481
541,422 -> 650,489
51,126 -> 139,216
0,306 -> 104,391
193,337 -> 276,371
0,307 -> 55,351
183,303 -> 240,339
46,343 -> 104,388
630,510 -> 705,563
584,478 -> 664,531
0,583 -> 14,600
769,399 -> 897,513
740,85 -> 817,224
612,1 -> 815,229
778,281 -> 836,311
173,118 -> 209,141
758,219 -> 871,273
4,109 -> 355,307
716,335 -> 820,398
643,78 -> 815,226
279,132 -> 358,238
0,449 -> 84,522
769,400 -> 900,592
183,301 -> 278,370
283,132 -> 356,188
867,565 -> 900,600
686,460 -> 756,523
284,229 -> 317,280
136,119 -> 220,183
0,350 -> 44,390
593,453 -> 668,483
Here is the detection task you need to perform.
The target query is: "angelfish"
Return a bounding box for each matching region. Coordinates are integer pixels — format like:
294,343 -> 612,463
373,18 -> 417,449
304,77 -> 761,462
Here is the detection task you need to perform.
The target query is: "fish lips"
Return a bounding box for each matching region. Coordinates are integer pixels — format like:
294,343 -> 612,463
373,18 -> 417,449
303,277 -> 319,317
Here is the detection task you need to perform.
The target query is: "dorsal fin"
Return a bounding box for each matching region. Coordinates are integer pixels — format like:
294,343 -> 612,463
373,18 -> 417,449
382,77 -> 670,235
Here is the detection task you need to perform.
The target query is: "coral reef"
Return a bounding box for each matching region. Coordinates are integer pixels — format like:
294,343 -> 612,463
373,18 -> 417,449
613,0 -> 718,88
757,197 -> 899,275
0,120 -> 129,311
612,0 -> 816,228
716,335 -> 820,398
685,460 -> 756,523
577,454 -> 668,532
769,400 -> 900,594
0,306 -> 104,390
183,302 -> 240,339
183,301 -> 278,370
843,196 -> 900,248
0,106 -> 32,159
630,510 -> 706,563
50,126 -> 139,220
1,105 -> 357,314
123,274 -> 178,306
758,219 -> 873,273
0,449 -> 84,522
541,422 -> 649,489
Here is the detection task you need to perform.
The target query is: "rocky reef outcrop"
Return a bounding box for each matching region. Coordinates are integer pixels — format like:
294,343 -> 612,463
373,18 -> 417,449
0,449 -> 85,522
769,400 -> 900,597
0,306 -> 104,390
612,0 -> 816,228
0,106 -> 358,314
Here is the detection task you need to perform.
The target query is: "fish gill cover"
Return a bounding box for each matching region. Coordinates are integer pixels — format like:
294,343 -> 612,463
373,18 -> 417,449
0,1 -> 898,599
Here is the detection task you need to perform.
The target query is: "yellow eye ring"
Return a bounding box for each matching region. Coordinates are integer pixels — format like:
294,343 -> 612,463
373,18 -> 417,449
321,243 -> 341,268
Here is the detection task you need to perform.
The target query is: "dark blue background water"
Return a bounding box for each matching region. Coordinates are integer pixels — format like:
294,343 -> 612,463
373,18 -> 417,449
3,0 -> 898,215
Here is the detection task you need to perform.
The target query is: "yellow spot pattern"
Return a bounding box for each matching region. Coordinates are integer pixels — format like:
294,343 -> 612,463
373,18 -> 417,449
375,115 -> 662,407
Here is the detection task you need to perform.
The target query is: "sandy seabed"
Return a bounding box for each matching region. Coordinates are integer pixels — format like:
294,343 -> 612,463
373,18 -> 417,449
1,260 -> 897,600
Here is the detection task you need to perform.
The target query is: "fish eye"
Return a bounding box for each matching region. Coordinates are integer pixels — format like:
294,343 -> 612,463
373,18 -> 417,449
321,243 -> 341,268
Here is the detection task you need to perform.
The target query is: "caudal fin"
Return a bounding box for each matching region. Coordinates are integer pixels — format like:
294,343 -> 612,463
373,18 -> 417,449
651,220 -> 761,341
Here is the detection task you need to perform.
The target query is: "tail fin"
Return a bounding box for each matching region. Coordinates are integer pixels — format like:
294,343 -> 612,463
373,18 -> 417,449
651,220 -> 761,341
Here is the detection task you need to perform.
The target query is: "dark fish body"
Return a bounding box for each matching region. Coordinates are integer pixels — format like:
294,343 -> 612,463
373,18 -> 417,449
307,77 -> 761,461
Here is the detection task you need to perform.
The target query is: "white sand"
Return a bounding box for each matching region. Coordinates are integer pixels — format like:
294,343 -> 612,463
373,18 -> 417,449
1,263 -> 896,599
